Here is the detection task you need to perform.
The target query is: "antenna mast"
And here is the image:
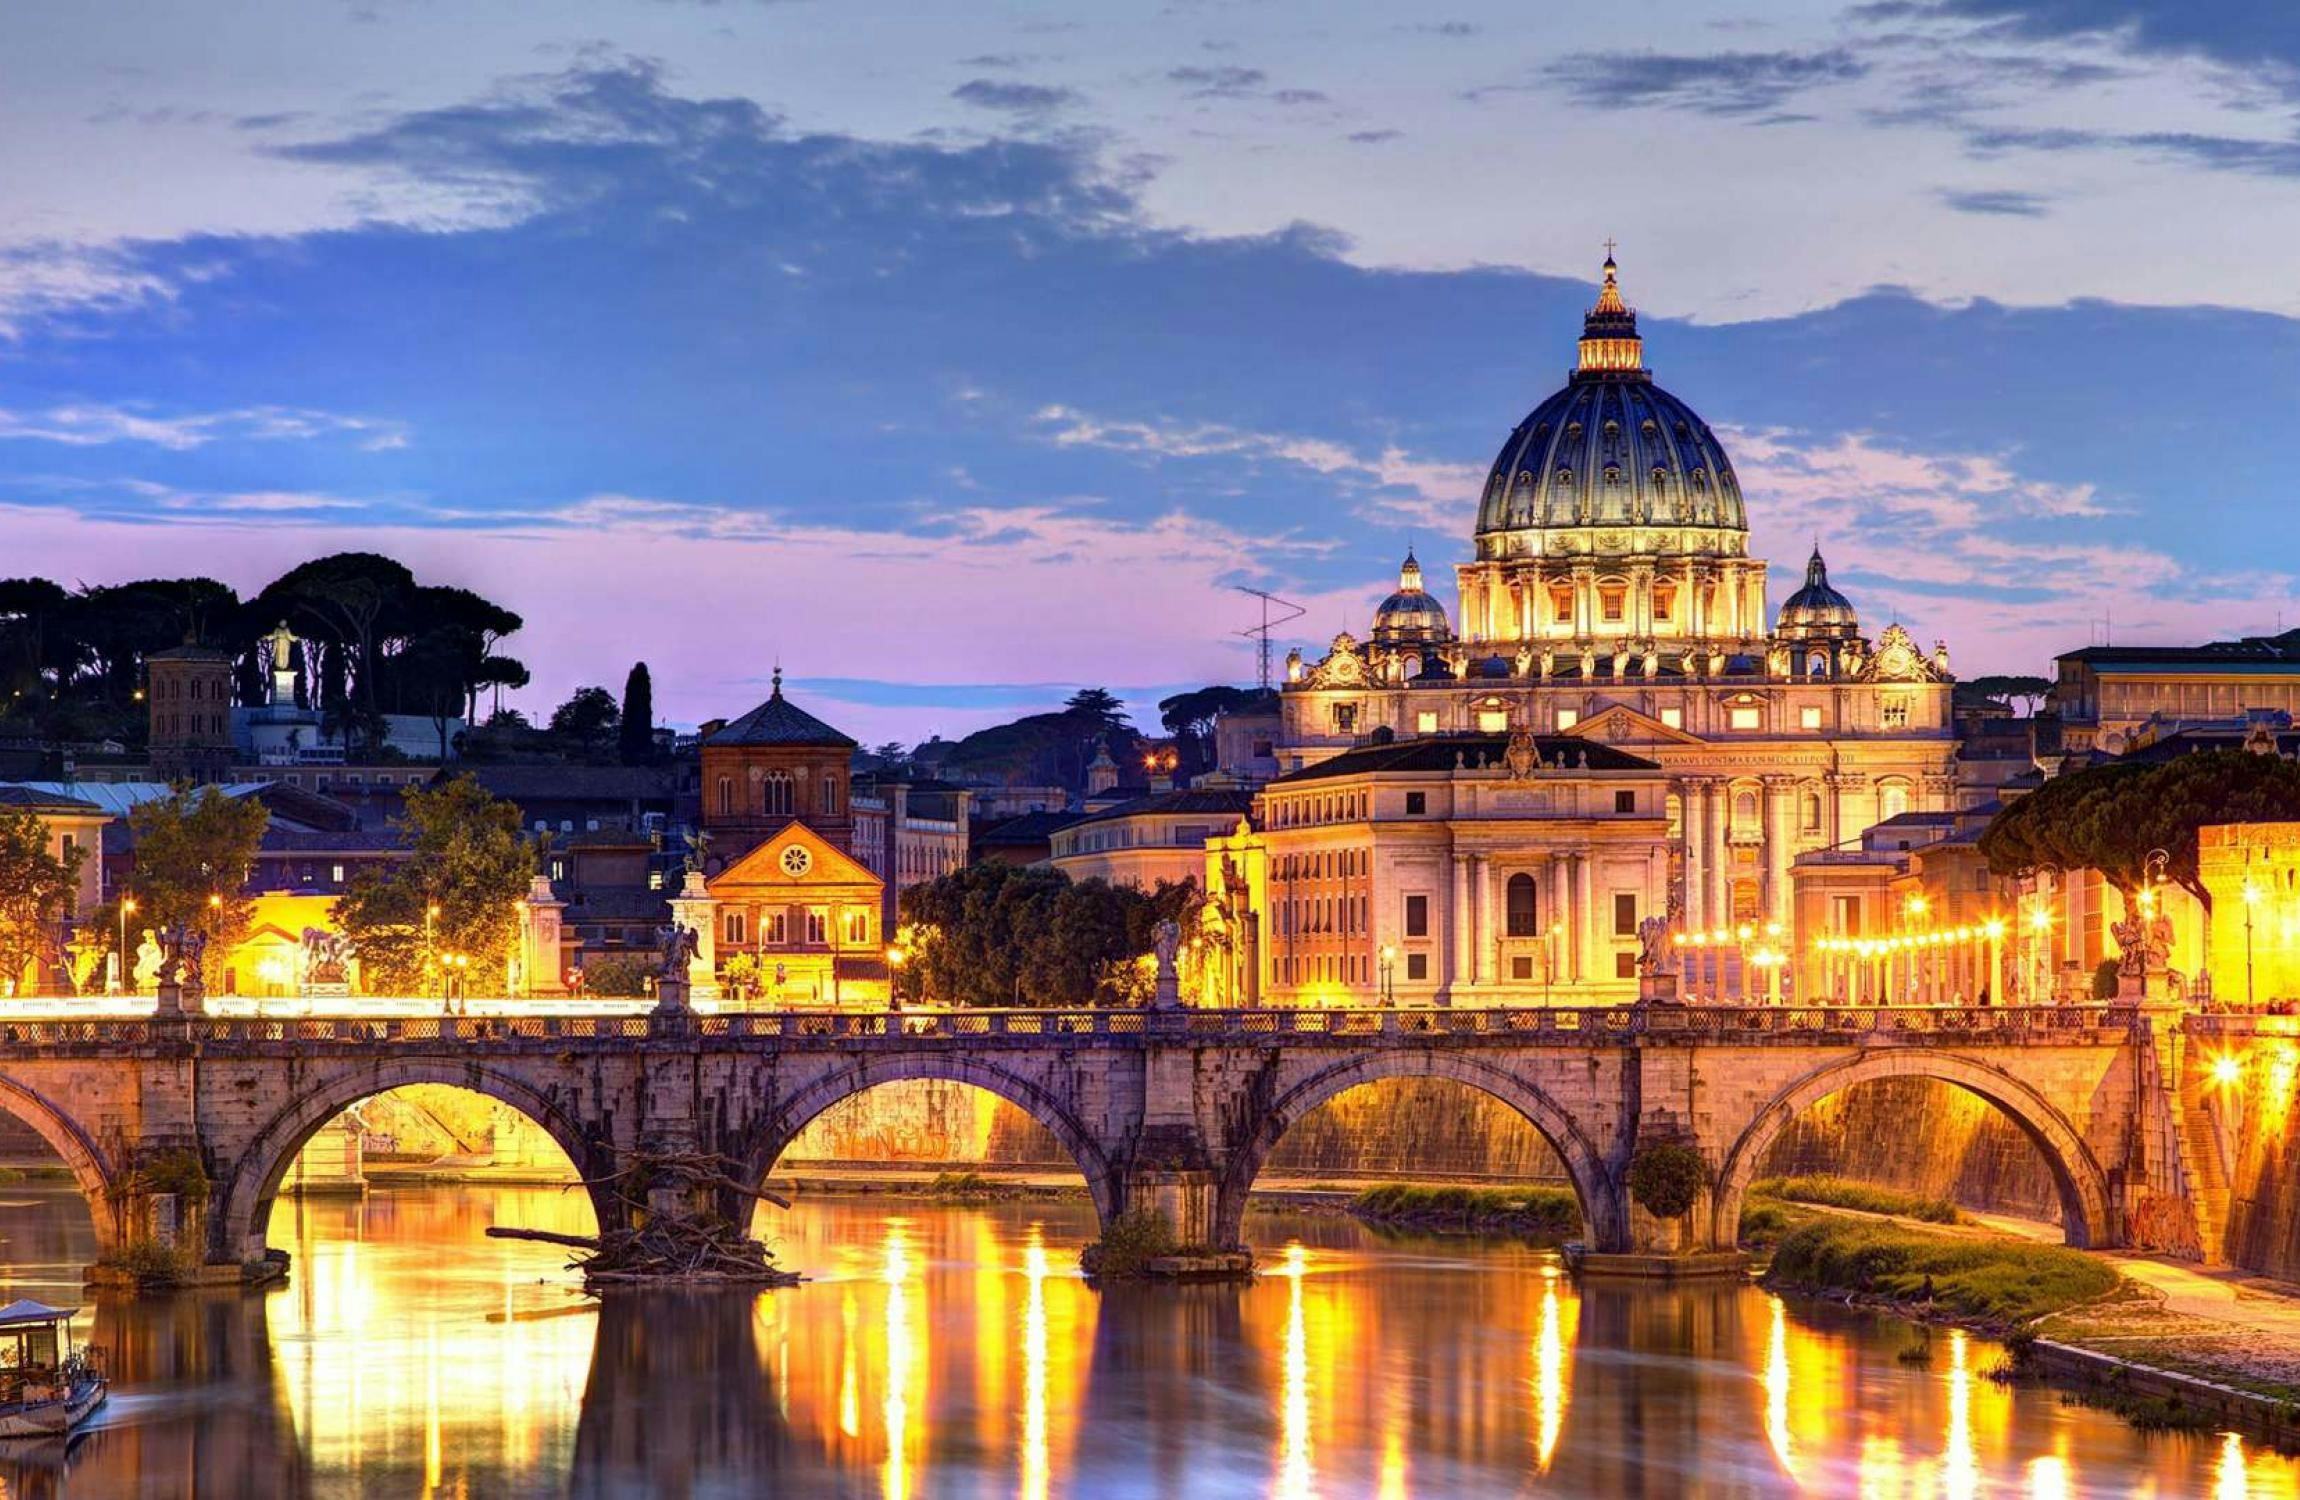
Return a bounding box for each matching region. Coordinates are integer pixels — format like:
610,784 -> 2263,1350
1233,586 -> 1307,691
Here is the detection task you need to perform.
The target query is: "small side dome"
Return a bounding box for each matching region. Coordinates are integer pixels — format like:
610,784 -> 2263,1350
1776,547 -> 1860,641
1370,548 -> 1453,650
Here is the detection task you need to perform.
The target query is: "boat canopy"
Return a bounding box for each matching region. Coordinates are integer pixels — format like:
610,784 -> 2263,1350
0,1302 -> 75,1330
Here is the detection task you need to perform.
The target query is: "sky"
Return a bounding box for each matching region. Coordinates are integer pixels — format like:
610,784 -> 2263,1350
2,1 -> 2298,745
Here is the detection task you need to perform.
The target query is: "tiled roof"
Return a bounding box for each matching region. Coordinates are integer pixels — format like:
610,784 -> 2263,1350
973,810 -> 1086,846
1273,734 -> 1658,783
0,784 -> 103,814
703,684 -> 856,749
1070,788 -> 1257,827
448,766 -> 677,802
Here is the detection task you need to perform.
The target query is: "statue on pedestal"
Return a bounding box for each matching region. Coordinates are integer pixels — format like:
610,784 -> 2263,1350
132,929 -> 163,994
1151,919 -> 1182,1009
2111,909 -> 2147,978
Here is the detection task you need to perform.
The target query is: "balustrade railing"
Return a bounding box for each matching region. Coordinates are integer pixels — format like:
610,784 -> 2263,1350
0,1000 -> 2146,1048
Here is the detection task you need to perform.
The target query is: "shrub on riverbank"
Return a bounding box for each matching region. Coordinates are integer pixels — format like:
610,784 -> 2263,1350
1765,1219 -> 2118,1325
1079,1209 -> 1176,1279
1750,1175 -> 1961,1224
1351,1183 -> 1580,1236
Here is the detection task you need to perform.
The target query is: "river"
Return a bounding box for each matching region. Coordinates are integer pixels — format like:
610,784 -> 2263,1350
0,1181 -> 2292,1496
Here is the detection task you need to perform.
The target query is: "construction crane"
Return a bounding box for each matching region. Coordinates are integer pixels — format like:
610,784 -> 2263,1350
1233,586 -> 1307,692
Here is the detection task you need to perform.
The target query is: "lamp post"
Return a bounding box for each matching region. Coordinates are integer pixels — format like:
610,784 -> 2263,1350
425,902 -> 441,1000
117,896 -> 135,995
885,944 -> 908,1011
1377,944 -> 1396,1007
2244,880 -> 2261,1009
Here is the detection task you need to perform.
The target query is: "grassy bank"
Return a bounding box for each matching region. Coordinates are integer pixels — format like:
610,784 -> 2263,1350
1350,1183 -> 1580,1238
1764,1218 -> 2119,1326
1749,1175 -> 1962,1224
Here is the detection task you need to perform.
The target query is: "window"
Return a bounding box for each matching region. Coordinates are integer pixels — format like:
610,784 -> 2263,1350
765,910 -> 788,944
1416,711 -> 1439,734
1659,707 -> 1683,730
1555,709 -> 1579,731
1728,706 -> 1761,731
549,858 -> 566,882
1406,953 -> 1428,981
1802,792 -> 1823,833
806,909 -> 827,944
1505,874 -> 1537,937
330,863 -> 345,885
823,778 -> 840,814
1478,708 -> 1508,733
1799,706 -> 1823,730
1613,892 -> 1638,937
716,776 -> 734,816
1614,790 -> 1636,814
764,772 -> 794,816
1879,782 -> 1911,821
724,910 -> 747,945
1882,700 -> 1910,729
1512,956 -> 1534,979
1830,895 -> 1862,936
845,910 -> 868,944
1615,953 -> 1637,980
1332,703 -> 1358,733
1600,588 -> 1625,622
1404,894 -> 1429,937
649,871 -> 664,891
1733,790 -> 1759,834
1405,791 -> 1427,816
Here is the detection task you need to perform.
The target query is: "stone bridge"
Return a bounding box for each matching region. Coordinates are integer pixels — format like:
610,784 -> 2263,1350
0,1000 -> 2232,1281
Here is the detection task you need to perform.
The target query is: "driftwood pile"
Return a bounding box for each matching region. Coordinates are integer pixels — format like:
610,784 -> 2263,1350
485,1146 -> 804,1287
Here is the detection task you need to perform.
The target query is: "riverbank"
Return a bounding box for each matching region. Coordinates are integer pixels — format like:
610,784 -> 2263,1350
1760,1212 -> 2300,1448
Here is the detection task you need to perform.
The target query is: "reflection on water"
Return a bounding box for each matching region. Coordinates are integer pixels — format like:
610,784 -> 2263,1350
0,1181 -> 2295,1495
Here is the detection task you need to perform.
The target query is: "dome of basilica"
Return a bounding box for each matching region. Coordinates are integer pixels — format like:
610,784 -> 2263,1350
1775,547 -> 1860,641
1473,256 -> 1746,544
1369,550 -> 1452,650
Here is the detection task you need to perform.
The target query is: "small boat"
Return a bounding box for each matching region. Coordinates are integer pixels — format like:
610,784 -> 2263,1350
0,1300 -> 106,1438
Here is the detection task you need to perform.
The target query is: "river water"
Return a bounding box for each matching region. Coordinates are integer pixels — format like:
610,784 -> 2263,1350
0,1181 -> 2292,1497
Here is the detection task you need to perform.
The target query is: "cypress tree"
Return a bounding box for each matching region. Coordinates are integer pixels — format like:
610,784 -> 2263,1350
618,662 -> 655,766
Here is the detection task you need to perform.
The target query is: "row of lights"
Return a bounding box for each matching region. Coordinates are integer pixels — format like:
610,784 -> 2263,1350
1813,920 -> 2006,957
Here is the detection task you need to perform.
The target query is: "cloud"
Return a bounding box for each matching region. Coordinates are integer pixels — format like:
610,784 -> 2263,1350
1167,65 -> 1269,99
1895,2 -> 2300,80
1535,48 -> 1869,117
950,79 -> 1080,114
1346,129 -> 1402,145
1936,187 -> 2051,215
0,402 -> 407,451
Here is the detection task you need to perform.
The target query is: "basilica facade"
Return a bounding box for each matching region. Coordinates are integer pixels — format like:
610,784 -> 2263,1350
1222,256 -> 1962,1005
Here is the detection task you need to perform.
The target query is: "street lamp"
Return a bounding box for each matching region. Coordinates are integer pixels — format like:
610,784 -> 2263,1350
117,896 -> 136,995
884,944 -> 908,1010
1377,944 -> 1396,1007
2244,880 -> 2262,1009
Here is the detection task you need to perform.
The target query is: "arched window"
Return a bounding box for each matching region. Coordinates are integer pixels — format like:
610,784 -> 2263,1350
1879,782 -> 1911,822
1733,789 -> 1758,834
716,777 -> 734,818
1807,651 -> 1830,679
1505,873 -> 1538,937
1801,792 -> 1823,833
763,772 -> 793,817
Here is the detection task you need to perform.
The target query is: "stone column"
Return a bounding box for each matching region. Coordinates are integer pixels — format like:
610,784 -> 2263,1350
1761,775 -> 1794,926
1704,783 -> 1730,929
1450,852 -> 1472,1004
1575,851 -> 1596,983
518,874 -> 567,998
1680,780 -> 1706,935
1474,854 -> 1495,985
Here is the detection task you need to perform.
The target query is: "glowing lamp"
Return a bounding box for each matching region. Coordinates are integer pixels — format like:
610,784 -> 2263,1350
2214,1054 -> 2244,1087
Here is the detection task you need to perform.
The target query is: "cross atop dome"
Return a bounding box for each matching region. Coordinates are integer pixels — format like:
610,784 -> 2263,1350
1578,245 -> 1644,376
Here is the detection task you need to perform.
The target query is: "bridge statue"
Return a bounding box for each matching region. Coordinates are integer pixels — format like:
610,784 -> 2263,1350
2112,909 -> 2148,978
1636,914 -> 1678,978
131,929 -> 163,994
300,928 -> 355,990
1151,919 -> 1183,1009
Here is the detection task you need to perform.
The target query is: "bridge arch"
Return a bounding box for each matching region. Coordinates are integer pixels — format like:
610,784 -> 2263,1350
1214,1052 -> 1620,1251
739,1054 -> 1123,1229
1711,1049 -> 2118,1250
216,1060 -> 620,1264
0,1072 -> 123,1250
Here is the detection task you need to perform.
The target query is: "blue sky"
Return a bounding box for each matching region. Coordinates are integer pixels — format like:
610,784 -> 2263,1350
2,1 -> 2297,742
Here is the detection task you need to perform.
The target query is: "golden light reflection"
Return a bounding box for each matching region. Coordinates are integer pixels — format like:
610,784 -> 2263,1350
2027,1453 -> 2070,1499
1764,1294 -> 1797,1485
1021,1225 -> 1049,1500
839,1289 -> 861,1439
1536,1270 -> 1566,1472
1943,1328 -> 1978,1500
1277,1242 -> 1313,1500
2218,1431 -> 2249,1500
1857,1435 -> 1906,1497
882,1224 -> 914,1500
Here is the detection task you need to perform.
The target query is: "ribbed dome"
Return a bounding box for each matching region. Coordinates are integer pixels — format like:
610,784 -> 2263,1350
1369,549 -> 1452,649
1776,547 -> 1859,640
1474,256 -> 1746,541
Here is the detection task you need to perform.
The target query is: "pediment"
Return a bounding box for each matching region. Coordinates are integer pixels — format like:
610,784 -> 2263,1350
1563,703 -> 1706,746
709,820 -> 882,892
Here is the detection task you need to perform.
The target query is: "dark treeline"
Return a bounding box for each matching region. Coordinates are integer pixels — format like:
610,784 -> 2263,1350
0,552 -> 527,752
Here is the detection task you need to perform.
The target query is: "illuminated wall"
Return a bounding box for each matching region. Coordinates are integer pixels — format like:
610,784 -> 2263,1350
2201,822 -> 2300,1005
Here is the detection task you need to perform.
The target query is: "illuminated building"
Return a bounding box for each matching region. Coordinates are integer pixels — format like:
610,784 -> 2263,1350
1256,253 -> 1961,997
1204,730 -> 1670,1005
698,666 -> 859,869
1051,787 -> 1257,890
2053,632 -> 2300,754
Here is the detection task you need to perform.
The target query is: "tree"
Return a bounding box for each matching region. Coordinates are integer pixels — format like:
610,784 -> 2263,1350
1064,688 -> 1129,731
898,863 -> 1196,1006
550,686 -> 622,762
125,785 -> 269,991
618,663 -> 657,767
1960,674 -> 2052,716
0,808 -> 84,995
333,776 -> 533,994
1980,749 -> 2300,913
1159,684 -> 1267,775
